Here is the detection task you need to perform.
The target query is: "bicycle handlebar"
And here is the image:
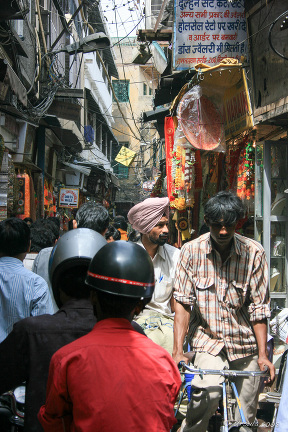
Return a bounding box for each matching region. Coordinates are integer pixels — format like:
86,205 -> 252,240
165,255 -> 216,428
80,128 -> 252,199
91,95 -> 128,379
179,361 -> 269,378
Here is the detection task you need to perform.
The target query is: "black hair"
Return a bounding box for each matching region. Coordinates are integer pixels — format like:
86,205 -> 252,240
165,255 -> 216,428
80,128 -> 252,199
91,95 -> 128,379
48,216 -> 60,228
95,290 -> 151,318
0,218 -> 30,256
198,223 -> 210,236
29,224 -> 55,252
128,229 -> 141,242
76,202 -> 109,234
32,219 -> 59,244
105,225 -> 121,241
23,217 -> 33,225
59,265 -> 90,299
204,191 -> 246,226
113,215 -> 127,231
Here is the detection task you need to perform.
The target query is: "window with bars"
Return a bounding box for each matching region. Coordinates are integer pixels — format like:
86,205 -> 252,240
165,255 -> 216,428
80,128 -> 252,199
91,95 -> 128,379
143,83 -> 153,96
112,80 -> 130,102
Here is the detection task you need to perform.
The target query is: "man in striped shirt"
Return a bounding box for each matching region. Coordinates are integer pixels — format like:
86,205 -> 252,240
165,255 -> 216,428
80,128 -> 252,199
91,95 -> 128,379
0,218 -> 53,342
172,191 -> 275,432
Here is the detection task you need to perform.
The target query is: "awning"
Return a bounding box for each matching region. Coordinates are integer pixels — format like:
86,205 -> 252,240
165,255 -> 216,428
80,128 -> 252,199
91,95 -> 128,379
154,69 -> 196,107
46,118 -> 84,153
143,106 -> 170,139
143,106 -> 170,122
110,173 -> 120,188
0,59 -> 27,106
62,162 -> 91,176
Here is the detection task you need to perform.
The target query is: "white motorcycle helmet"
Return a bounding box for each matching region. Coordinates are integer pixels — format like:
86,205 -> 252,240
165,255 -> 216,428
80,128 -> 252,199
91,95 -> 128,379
49,228 -> 107,307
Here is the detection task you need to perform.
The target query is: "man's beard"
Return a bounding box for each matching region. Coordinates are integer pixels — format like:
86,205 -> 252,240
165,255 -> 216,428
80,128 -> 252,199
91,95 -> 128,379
149,234 -> 168,246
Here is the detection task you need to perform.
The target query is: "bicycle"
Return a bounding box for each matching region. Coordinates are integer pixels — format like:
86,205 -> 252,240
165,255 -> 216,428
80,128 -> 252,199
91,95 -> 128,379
175,362 -> 269,432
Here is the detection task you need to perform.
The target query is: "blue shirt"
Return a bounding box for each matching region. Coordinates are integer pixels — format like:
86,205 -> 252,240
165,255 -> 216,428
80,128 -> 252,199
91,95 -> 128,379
0,256 -> 54,342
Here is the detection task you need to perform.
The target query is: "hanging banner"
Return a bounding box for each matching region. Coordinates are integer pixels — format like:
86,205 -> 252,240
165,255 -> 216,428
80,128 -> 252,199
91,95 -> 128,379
223,69 -> 253,140
174,0 -> 247,69
59,188 -> 79,208
115,146 -> 136,167
164,117 -> 175,201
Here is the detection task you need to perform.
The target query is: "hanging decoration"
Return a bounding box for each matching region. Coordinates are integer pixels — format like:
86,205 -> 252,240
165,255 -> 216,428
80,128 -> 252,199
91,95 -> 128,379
237,138 -> 255,203
7,156 -> 18,218
165,116 -> 203,212
16,173 -> 30,219
44,180 -> 54,216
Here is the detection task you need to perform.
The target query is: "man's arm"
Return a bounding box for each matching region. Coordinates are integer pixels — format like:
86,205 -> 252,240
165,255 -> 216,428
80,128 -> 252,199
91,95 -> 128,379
172,299 -> 191,365
0,324 -> 28,394
252,319 -> 275,384
38,355 -> 72,432
31,276 -> 54,316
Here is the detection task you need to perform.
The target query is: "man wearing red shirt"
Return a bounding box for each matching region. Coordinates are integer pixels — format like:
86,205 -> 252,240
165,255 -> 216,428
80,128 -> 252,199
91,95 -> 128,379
38,241 -> 181,432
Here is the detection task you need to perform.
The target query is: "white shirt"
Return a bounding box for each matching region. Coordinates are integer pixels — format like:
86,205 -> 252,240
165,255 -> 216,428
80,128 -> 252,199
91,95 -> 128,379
137,240 -> 180,318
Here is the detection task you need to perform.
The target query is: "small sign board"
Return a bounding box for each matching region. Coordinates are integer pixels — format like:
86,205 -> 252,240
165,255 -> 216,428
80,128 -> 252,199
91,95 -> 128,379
59,188 -> 79,208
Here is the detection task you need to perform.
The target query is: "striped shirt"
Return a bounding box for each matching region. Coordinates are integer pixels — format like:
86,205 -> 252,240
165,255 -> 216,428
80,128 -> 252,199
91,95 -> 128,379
173,232 -> 270,361
0,256 -> 54,342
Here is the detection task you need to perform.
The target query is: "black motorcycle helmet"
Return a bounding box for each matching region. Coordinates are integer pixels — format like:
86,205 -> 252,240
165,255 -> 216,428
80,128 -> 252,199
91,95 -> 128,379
85,240 -> 155,298
49,228 -> 107,307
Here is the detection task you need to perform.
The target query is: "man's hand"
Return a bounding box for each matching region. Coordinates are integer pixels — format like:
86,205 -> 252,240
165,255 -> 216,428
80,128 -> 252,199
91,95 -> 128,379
172,352 -> 189,366
258,355 -> 275,385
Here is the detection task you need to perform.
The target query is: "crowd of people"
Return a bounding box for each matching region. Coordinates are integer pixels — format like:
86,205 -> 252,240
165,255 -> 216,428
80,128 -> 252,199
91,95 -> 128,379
0,191 -> 277,432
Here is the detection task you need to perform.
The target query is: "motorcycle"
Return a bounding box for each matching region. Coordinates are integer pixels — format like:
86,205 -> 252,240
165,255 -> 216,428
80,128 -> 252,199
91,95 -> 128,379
0,385 -> 25,431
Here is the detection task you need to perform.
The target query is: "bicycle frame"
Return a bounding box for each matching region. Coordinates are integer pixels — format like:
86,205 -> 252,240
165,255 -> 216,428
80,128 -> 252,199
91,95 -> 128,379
177,362 -> 269,432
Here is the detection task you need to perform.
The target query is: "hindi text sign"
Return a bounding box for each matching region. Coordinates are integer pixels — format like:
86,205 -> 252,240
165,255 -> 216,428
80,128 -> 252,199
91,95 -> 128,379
174,0 -> 247,69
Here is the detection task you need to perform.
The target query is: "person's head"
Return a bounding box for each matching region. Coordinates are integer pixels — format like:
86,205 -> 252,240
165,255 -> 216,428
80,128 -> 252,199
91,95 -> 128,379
204,191 -> 245,250
0,218 -> 30,258
47,216 -> 60,229
105,225 -> 121,242
113,215 -> 128,232
49,228 -> 107,308
23,217 -> 33,228
85,241 -> 155,321
29,224 -> 55,253
32,219 -> 59,245
128,229 -> 141,243
127,197 -> 170,246
75,202 -> 109,236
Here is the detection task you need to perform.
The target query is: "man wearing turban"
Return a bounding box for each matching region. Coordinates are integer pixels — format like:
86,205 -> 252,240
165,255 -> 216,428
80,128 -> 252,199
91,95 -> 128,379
127,197 -> 180,354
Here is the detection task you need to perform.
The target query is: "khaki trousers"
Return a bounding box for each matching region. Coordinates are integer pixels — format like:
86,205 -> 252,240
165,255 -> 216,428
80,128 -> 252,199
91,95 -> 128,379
179,351 -> 260,432
134,311 -> 174,355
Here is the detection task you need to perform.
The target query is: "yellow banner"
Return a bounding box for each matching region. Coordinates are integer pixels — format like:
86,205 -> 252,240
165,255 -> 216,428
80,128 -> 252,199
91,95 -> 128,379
115,146 -> 137,167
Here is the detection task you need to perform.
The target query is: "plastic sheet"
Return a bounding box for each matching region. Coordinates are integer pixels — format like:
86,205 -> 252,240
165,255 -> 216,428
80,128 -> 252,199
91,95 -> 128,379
177,85 -> 225,152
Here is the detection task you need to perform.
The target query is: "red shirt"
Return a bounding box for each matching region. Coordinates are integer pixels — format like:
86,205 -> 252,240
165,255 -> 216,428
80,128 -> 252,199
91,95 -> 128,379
38,318 -> 181,432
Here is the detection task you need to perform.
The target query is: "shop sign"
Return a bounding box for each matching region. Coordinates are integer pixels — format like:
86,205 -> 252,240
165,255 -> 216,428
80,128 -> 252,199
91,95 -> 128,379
174,0 -> 247,69
59,188 -> 79,208
223,70 -> 253,140
143,180 -> 155,191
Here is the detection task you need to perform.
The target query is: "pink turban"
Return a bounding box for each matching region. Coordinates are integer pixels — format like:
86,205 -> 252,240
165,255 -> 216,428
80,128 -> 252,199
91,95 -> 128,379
127,197 -> 170,234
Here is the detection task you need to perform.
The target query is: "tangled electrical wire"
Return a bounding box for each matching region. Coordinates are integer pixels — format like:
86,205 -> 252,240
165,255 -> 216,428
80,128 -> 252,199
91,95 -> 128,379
268,9 -> 288,61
